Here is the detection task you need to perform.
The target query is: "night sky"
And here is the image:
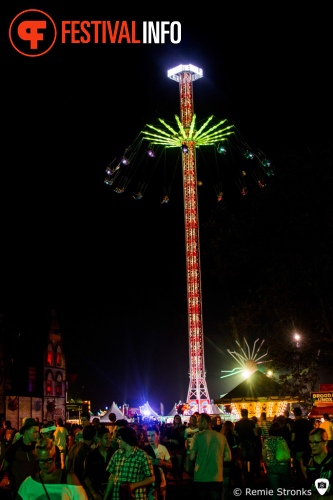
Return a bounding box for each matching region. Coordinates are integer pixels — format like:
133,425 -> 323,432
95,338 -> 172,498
1,3 -> 332,414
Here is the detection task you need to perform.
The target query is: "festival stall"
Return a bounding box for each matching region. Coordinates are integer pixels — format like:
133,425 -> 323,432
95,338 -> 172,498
214,370 -> 300,420
99,401 -> 130,423
308,391 -> 333,418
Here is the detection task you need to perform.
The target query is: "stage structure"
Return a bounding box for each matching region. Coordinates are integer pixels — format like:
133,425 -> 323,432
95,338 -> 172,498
104,64 -> 274,414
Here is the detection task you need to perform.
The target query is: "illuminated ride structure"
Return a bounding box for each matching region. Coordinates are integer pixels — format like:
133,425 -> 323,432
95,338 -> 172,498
104,64 -> 274,414
220,338 -> 272,380
166,65 -> 213,413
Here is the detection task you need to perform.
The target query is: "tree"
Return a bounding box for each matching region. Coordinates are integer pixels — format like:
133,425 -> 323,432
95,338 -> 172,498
201,139 -> 333,403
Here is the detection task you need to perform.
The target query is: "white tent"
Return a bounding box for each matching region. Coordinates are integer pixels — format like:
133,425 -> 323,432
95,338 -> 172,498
99,402 -> 130,423
165,404 -> 178,417
139,401 -> 160,418
210,404 -> 224,415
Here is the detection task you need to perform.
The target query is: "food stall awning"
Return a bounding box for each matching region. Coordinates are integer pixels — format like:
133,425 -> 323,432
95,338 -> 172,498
215,370 -> 300,403
214,371 -> 300,419
308,406 -> 333,418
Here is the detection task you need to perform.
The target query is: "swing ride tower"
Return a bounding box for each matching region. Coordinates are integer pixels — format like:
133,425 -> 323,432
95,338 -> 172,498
104,64 -> 274,414
167,64 -> 210,413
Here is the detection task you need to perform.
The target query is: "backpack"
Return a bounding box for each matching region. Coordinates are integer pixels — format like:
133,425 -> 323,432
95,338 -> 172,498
275,438 -> 290,463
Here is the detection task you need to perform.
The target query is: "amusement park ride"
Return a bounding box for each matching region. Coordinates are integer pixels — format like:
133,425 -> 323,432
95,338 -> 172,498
165,65 -> 212,413
104,64 -> 274,414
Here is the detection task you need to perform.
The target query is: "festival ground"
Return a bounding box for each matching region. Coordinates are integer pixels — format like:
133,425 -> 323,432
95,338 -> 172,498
0,467 -> 301,499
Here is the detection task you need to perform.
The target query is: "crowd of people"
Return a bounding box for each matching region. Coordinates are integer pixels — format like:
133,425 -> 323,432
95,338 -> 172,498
0,408 -> 332,499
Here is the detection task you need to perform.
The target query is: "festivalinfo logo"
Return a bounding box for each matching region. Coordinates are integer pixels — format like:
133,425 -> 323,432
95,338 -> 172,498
9,9 -> 182,57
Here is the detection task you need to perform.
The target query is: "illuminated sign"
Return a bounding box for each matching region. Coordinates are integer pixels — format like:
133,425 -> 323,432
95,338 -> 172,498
311,392 -> 333,403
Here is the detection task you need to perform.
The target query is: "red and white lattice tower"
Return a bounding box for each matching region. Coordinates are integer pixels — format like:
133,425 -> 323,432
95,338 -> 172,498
168,64 -> 210,413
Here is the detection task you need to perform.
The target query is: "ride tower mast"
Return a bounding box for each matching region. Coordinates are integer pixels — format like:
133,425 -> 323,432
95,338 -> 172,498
167,64 -> 210,413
